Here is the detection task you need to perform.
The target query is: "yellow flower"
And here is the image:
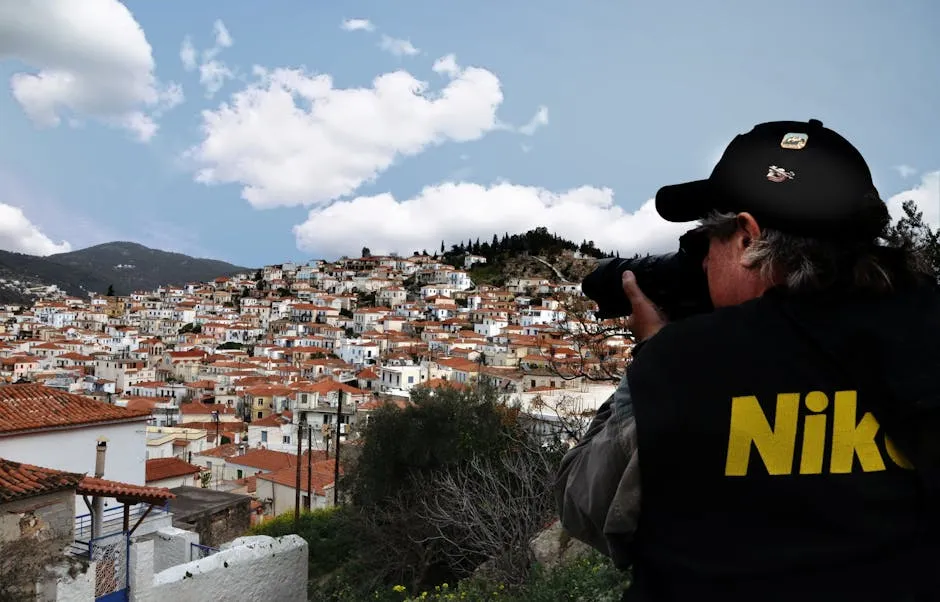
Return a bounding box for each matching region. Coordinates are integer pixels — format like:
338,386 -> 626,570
393,585 -> 406,593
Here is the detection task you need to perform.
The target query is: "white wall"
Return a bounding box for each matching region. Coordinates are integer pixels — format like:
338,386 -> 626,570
148,474 -> 200,490
0,419 -> 149,516
255,478 -> 328,516
128,534 -> 307,602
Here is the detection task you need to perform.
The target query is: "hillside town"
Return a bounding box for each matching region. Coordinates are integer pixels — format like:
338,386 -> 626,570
0,249 -> 632,599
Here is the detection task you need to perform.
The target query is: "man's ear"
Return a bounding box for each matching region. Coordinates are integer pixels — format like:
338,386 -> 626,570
735,212 -> 762,250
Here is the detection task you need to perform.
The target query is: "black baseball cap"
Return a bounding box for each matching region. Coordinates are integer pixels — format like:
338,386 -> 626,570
655,119 -> 888,239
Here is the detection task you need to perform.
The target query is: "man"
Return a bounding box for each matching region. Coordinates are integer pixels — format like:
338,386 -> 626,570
555,118 -> 940,601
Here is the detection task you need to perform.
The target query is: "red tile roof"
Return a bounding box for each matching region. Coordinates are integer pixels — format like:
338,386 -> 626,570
194,443 -> 241,459
227,448 -> 327,473
0,457 -> 84,502
256,459 -> 341,495
77,476 -> 175,504
146,457 -> 203,482
0,384 -> 151,435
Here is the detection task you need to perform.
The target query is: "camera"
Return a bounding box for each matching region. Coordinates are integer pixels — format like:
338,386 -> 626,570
581,228 -> 714,320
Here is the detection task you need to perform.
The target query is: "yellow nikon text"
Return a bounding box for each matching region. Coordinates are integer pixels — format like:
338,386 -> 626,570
724,390 -> 914,476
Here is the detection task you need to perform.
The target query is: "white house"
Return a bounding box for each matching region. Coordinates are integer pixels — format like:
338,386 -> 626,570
463,254 -> 487,269
447,270 -> 473,291
255,459 -> 337,516
145,456 -> 203,489
378,364 -> 428,393
0,383 -> 157,519
336,341 -> 380,367
246,413 -> 296,454
474,316 -> 509,337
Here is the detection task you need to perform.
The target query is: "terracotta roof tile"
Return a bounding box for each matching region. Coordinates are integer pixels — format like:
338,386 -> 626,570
194,443 -> 241,459
77,476 -> 175,504
256,459 -> 341,495
146,457 -> 202,482
227,448 -> 326,473
0,457 -> 84,502
0,384 -> 151,435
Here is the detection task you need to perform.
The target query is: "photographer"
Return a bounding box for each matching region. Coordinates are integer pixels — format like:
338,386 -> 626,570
554,119 -> 940,602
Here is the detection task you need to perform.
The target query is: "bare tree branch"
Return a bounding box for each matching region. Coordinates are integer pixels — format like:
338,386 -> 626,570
535,292 -> 631,383
409,445 -> 561,586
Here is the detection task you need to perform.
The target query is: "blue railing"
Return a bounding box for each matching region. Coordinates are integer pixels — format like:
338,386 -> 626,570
74,502 -> 170,540
190,542 -> 219,561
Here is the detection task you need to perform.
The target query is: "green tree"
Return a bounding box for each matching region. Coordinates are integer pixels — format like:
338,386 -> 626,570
362,246 -> 372,257
334,381 -> 564,596
885,199 -> 940,282
106,284 -> 115,297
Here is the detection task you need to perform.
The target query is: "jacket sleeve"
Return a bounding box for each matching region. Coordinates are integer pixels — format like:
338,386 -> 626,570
553,371 -> 641,566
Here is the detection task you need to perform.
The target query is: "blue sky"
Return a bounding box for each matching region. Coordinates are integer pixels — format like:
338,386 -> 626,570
0,0 -> 937,268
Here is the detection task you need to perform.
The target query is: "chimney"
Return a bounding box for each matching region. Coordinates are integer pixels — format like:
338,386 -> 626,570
92,437 -> 107,539
95,438 -> 107,478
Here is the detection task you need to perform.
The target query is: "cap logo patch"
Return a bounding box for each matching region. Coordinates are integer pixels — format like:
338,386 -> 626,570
781,132 -> 808,150
766,165 -> 795,182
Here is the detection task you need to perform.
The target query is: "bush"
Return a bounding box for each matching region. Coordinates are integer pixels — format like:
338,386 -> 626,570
249,506 -> 362,594
387,550 -> 631,601
252,382 -> 578,601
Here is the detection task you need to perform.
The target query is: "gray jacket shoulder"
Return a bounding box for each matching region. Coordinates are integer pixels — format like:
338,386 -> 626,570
553,372 -> 641,566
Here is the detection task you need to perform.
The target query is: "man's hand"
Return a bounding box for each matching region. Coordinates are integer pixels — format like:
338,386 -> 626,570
623,270 -> 667,342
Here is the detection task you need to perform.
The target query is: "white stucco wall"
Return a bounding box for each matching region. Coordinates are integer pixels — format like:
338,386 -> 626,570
151,526 -> 200,573
38,558 -> 95,602
0,419 -> 149,516
148,474 -> 200,490
129,534 -> 307,602
261,479 -> 327,516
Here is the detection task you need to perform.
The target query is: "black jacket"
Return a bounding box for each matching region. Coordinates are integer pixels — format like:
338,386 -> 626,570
621,283 -> 940,601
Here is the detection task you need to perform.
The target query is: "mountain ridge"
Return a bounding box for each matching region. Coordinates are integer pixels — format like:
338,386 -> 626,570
0,241 -> 250,303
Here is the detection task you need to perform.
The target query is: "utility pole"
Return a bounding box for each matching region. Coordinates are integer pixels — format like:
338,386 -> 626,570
294,413 -> 304,530
306,413 -> 312,511
333,392 -> 342,506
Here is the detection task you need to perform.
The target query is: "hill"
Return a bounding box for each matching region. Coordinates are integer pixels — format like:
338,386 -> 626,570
437,227 -> 611,286
0,242 -> 249,303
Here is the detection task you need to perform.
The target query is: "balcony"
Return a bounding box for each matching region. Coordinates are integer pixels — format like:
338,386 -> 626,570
73,501 -> 173,542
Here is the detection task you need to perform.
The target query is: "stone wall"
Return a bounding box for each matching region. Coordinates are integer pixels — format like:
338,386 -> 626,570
0,490 -> 75,543
0,490 -> 81,600
176,498 -> 251,548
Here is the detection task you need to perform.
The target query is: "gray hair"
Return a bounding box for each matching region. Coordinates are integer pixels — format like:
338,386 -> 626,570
697,209 -> 929,293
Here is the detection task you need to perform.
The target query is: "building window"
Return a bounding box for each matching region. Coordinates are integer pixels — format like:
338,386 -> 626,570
283,436 -> 291,444
261,431 -> 267,442
257,411 -> 263,419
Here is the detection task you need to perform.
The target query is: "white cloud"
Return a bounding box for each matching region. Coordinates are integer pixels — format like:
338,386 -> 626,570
187,55 -> 504,209
0,203 -> 71,255
293,181 -> 695,259
887,170 -> 939,229
379,35 -> 419,57
893,164 -> 917,178
341,18 -> 375,32
180,37 -> 197,71
0,0 -> 180,141
518,106 -> 548,135
432,54 -> 460,77
213,20 -> 233,48
180,19 -> 235,98
199,60 -> 234,97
